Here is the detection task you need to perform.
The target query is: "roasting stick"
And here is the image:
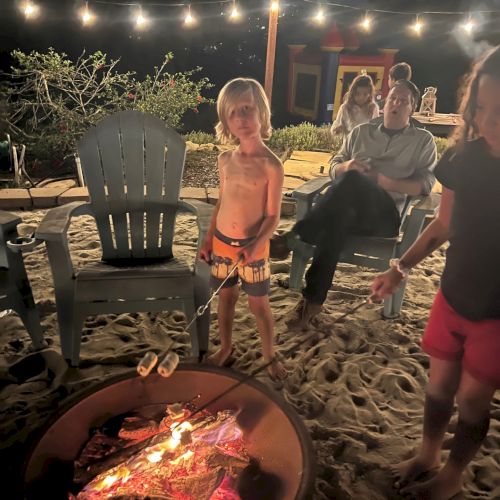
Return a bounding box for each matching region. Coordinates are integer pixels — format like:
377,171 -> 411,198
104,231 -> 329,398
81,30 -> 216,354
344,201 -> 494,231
84,295 -> 378,482
172,295 -> 378,431
137,259 -> 242,377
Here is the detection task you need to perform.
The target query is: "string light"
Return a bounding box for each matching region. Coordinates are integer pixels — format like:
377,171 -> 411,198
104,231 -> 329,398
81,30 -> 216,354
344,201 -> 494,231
22,1 -> 39,19
461,16 -> 475,33
229,0 -> 241,21
313,6 -> 325,24
80,1 -> 95,26
12,1 -> 500,36
134,6 -> 148,29
411,15 -> 423,35
360,11 -> 372,31
184,5 -> 195,26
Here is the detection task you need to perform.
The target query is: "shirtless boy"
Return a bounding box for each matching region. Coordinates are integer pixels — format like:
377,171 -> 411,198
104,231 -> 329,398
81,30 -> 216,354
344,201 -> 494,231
199,78 -> 286,379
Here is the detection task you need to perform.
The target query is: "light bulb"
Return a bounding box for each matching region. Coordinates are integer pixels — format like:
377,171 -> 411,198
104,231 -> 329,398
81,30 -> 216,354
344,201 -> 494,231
314,8 -> 325,24
23,1 -> 39,19
361,16 -> 371,31
462,20 -> 474,33
412,20 -> 423,34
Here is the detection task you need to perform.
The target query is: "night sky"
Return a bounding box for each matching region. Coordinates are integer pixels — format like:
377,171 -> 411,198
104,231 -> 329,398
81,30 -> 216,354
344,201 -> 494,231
1,0 -> 499,131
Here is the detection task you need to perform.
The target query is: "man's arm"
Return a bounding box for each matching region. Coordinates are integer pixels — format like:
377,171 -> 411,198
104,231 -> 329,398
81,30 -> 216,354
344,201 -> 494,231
378,132 -> 437,196
329,127 -> 360,179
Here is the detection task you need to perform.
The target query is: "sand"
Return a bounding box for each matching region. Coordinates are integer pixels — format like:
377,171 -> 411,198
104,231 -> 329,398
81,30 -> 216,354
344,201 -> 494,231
1,210 -> 499,499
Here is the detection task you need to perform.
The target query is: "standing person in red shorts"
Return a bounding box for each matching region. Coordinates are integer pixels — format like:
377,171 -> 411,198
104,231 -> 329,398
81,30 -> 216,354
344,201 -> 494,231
371,46 -> 500,499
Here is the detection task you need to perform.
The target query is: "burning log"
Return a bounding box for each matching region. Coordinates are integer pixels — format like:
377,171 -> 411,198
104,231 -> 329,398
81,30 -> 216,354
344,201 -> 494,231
72,404 -> 249,499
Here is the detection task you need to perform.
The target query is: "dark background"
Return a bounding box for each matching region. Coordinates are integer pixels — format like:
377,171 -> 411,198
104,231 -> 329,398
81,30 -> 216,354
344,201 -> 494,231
1,0 -> 499,132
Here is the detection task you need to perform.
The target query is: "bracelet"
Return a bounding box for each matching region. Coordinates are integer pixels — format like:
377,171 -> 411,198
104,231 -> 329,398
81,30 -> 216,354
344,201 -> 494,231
389,258 -> 411,279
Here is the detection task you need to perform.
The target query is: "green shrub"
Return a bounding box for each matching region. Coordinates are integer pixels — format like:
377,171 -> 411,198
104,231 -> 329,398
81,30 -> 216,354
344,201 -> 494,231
268,122 -> 342,152
5,49 -> 213,168
183,131 -> 218,145
434,136 -> 450,159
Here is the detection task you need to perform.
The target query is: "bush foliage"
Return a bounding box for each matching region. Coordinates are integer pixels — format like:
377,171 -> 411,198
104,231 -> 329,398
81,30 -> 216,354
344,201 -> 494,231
185,122 -> 449,160
4,49 -> 213,169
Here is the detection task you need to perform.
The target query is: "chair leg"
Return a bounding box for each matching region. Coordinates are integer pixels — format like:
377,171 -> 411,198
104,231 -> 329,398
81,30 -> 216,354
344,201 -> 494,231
194,280 -> 210,361
289,251 -> 309,290
12,296 -> 44,350
383,281 -> 407,319
57,303 -> 86,367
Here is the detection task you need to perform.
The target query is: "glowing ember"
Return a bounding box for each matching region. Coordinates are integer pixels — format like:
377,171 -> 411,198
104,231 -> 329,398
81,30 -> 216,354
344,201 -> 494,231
72,404 -> 249,499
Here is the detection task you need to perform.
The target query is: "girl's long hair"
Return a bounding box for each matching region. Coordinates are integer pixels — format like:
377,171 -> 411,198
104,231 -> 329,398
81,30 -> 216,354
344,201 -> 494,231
453,45 -> 500,146
344,74 -> 375,108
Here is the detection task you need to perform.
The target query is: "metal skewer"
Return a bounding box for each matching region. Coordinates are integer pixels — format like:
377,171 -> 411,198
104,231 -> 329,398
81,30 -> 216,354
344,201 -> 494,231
174,295 -> 377,427
137,259 -> 242,377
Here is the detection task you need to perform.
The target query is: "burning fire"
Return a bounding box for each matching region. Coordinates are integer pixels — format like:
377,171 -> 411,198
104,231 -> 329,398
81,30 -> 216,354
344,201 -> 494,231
74,407 -> 248,499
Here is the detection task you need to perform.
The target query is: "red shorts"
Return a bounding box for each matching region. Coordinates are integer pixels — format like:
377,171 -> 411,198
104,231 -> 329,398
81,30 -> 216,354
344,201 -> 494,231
422,289 -> 500,389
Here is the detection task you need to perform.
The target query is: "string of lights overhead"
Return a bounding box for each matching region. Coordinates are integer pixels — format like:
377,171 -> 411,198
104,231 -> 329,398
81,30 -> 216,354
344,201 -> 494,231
17,0 -> 499,36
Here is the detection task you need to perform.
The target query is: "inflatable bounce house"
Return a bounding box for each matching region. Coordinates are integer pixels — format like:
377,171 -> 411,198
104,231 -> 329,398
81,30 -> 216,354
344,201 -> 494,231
287,24 -> 398,124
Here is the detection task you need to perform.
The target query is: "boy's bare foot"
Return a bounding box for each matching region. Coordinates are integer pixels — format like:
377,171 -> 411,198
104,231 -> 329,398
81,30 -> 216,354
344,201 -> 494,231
401,469 -> 463,499
206,348 -> 234,367
391,456 -> 441,489
266,356 -> 287,380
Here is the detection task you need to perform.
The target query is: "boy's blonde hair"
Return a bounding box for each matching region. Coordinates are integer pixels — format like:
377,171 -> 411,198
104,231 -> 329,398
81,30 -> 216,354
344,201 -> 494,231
215,78 -> 272,144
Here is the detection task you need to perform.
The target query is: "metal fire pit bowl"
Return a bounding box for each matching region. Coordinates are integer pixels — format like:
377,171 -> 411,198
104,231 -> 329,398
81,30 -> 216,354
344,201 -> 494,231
24,363 -> 315,499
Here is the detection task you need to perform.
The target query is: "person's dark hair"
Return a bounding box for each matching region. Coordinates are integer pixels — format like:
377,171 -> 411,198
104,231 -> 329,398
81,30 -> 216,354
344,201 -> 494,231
389,62 -> 412,82
453,45 -> 500,145
344,74 -> 375,108
390,80 -> 421,110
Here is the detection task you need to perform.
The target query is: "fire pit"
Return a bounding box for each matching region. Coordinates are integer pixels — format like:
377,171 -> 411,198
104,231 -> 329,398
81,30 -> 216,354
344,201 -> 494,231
24,364 -> 315,499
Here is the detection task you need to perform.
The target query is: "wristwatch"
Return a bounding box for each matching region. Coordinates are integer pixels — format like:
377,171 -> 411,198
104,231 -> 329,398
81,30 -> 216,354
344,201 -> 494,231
389,258 -> 411,279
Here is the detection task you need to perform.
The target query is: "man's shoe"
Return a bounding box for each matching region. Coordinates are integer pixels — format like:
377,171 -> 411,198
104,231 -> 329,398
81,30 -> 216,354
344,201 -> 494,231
286,297 -> 322,329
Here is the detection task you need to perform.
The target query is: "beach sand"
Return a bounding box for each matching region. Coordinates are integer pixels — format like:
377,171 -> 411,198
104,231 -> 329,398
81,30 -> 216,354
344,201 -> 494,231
1,210 -> 499,499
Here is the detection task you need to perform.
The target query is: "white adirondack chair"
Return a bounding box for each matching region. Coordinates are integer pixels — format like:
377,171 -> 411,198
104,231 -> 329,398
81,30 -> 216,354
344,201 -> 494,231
36,111 -> 213,366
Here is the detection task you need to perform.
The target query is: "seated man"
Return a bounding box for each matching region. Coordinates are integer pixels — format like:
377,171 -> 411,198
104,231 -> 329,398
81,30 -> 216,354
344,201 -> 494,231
273,80 -> 437,327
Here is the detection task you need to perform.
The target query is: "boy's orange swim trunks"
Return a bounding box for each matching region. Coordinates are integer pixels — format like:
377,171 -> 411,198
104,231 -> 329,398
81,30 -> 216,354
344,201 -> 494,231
210,229 -> 270,296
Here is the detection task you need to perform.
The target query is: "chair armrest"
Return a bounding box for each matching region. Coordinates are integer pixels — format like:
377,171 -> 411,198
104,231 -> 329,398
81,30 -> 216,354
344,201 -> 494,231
292,176 -> 331,221
410,192 -> 441,216
178,199 -> 214,254
35,202 -> 93,284
0,211 -> 21,228
398,193 -> 441,256
292,176 -> 331,201
35,202 -> 93,242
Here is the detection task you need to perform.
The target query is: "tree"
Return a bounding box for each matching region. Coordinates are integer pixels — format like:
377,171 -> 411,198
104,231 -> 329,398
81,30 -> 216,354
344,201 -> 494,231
4,49 -> 212,170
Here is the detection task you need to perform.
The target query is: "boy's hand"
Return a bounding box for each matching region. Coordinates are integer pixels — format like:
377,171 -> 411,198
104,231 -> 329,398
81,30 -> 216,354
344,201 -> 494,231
199,240 -> 213,264
371,267 -> 404,301
238,241 -> 260,266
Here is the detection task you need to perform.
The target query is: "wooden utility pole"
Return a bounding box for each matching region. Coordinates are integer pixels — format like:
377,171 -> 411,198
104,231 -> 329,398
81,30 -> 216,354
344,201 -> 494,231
264,2 -> 279,106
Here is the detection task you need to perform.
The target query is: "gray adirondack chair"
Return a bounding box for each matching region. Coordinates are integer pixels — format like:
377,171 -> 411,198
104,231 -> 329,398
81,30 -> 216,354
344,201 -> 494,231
36,110 -> 213,366
0,211 -> 44,347
289,177 -> 440,318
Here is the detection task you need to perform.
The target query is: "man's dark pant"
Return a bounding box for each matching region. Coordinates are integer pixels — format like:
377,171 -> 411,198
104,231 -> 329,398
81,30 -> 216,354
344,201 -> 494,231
293,170 -> 401,305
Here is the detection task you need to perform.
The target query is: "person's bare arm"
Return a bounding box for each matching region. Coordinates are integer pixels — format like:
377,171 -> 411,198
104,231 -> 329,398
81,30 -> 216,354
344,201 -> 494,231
199,151 -> 228,262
